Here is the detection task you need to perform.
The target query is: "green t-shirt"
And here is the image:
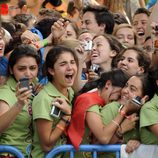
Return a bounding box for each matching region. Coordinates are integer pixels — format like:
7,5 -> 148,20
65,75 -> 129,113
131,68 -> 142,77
0,77 -> 32,157
101,101 -> 139,144
31,82 -> 74,158
140,94 -> 158,144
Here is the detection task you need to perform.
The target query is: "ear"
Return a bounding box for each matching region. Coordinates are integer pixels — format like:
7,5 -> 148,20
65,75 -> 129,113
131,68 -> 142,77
104,80 -> 112,89
21,5 -> 28,14
137,66 -> 144,74
110,50 -> 117,58
99,23 -> 106,32
141,95 -> 149,105
48,68 -> 54,76
156,79 -> 158,86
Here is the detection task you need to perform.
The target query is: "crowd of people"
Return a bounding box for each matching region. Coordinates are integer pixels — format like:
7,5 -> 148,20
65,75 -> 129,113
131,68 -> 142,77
0,0 -> 158,158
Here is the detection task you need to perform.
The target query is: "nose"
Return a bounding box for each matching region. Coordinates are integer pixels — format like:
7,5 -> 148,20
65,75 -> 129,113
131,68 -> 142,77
67,63 -> 73,70
24,69 -> 32,78
92,43 -> 96,51
123,37 -> 128,42
137,22 -> 142,29
120,59 -> 127,65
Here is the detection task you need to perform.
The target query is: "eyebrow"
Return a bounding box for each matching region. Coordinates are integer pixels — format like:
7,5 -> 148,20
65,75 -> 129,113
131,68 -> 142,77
130,85 -> 137,90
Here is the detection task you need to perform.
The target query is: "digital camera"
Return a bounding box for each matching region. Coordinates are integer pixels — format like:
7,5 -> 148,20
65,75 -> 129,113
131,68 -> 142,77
84,40 -> 93,51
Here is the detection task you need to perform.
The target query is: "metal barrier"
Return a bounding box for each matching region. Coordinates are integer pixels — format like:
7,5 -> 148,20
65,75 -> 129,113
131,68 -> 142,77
45,144 -> 121,158
0,145 -> 25,158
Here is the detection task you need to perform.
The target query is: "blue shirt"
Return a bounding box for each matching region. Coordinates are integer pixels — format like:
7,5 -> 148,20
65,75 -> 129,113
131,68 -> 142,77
0,57 -> 8,76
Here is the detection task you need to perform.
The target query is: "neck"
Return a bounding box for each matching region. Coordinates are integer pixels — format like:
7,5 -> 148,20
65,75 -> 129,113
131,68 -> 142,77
52,81 -> 69,98
100,61 -> 112,72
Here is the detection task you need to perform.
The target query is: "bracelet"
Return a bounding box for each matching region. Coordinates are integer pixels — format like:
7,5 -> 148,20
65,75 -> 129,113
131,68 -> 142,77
61,117 -> 70,125
112,120 -> 120,128
43,39 -> 48,47
56,124 -> 65,131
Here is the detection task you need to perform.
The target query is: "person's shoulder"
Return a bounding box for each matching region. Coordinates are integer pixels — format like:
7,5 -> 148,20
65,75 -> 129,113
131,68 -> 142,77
142,94 -> 158,111
102,101 -> 119,110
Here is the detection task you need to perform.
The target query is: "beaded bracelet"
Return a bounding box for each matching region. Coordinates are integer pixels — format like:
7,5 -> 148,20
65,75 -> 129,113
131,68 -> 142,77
112,120 -> 123,139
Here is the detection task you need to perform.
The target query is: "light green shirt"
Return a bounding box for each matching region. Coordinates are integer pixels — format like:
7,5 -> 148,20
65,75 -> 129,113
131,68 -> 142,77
0,77 -> 32,157
31,82 -> 74,158
140,94 -> 158,144
101,102 -> 139,143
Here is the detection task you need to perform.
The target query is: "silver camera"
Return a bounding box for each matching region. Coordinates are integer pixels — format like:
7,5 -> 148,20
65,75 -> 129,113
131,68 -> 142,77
131,96 -> 142,107
84,40 -> 93,51
50,102 -> 63,118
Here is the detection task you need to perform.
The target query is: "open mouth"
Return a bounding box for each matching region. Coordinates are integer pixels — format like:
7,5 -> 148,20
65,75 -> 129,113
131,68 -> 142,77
65,74 -> 74,83
137,32 -> 145,36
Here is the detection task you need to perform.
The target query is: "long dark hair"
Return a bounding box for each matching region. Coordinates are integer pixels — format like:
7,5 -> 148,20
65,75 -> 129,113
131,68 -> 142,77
78,69 -> 129,96
43,45 -> 78,82
7,44 -> 40,77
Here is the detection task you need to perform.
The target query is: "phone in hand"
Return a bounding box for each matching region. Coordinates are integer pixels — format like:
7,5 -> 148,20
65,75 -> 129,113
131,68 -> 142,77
50,102 -> 63,118
131,96 -> 142,107
19,78 -> 30,90
84,40 -> 93,51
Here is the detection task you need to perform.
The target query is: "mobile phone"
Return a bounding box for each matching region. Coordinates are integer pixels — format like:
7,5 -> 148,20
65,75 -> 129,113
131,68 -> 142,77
90,64 -> 99,72
50,102 -> 63,118
131,96 -> 142,107
19,78 -> 30,90
84,40 -> 92,51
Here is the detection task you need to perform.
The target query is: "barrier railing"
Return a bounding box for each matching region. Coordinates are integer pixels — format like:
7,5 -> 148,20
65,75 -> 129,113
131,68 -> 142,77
0,145 -> 25,158
45,144 -> 121,158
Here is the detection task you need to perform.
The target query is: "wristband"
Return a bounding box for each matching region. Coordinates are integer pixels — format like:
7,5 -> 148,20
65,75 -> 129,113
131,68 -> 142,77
56,124 -> 65,131
43,39 -> 48,47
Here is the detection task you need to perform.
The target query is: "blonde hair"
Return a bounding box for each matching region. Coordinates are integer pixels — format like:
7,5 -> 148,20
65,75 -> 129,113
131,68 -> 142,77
113,23 -> 136,44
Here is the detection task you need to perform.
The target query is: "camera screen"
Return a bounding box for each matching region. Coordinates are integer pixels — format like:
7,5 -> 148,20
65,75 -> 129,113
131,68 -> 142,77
53,106 -> 60,115
19,78 -> 29,89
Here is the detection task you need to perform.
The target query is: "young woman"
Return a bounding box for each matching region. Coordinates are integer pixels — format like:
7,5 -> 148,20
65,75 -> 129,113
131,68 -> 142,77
67,73 -> 152,158
113,23 -> 136,47
31,45 -> 78,158
97,73 -> 153,156
116,46 -> 151,76
0,44 -> 40,157
89,34 -> 124,80
62,70 -> 153,158
140,66 -> 158,145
